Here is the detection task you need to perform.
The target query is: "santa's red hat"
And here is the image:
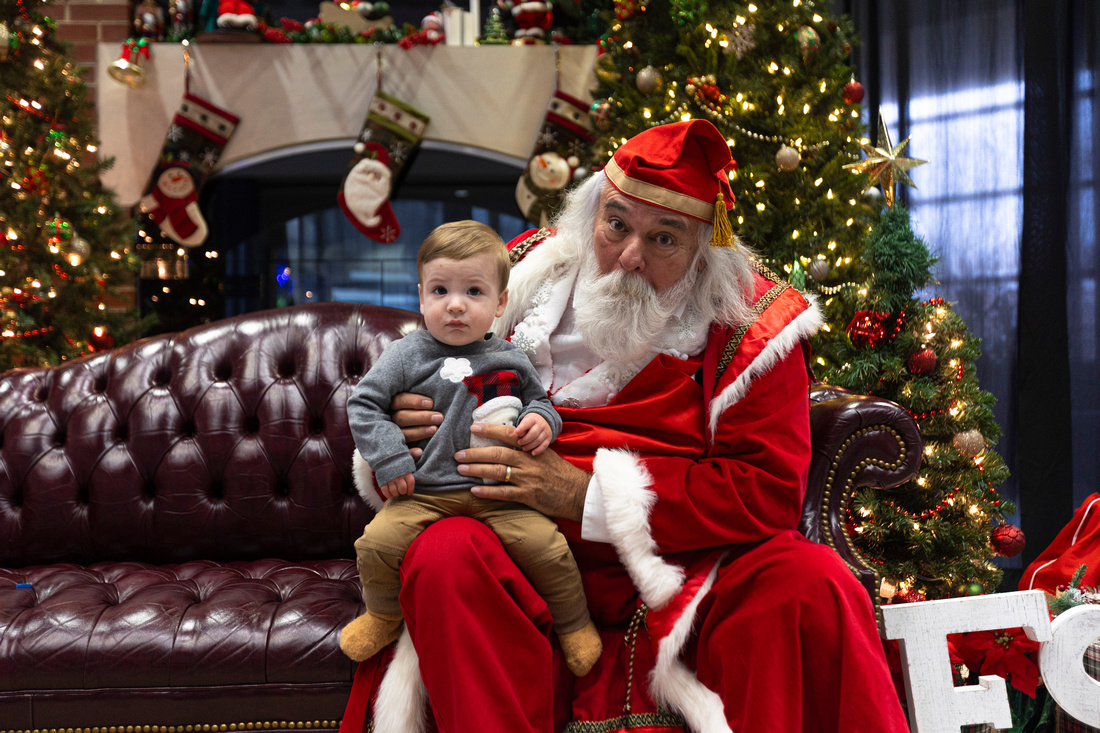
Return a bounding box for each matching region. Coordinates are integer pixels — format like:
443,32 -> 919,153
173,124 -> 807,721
604,119 -> 737,248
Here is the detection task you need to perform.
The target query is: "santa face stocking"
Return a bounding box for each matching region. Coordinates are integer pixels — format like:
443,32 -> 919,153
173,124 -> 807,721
515,90 -> 594,227
139,91 -> 239,247
338,91 -> 430,243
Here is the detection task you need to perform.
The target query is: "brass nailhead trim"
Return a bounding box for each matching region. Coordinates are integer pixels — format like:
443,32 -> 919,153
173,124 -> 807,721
819,424 -> 907,617
2,719 -> 341,733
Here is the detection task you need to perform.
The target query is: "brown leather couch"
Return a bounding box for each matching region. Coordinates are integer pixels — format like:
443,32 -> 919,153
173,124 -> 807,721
0,303 -> 920,733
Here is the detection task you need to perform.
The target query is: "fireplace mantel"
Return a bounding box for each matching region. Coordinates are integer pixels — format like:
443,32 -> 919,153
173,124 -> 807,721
96,42 -> 598,206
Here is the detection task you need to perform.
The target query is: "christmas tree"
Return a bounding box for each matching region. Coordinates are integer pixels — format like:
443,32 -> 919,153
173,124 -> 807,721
480,7 -> 510,44
576,0 -> 1018,601
580,0 -> 875,369
0,0 -> 145,371
829,205 -> 1016,601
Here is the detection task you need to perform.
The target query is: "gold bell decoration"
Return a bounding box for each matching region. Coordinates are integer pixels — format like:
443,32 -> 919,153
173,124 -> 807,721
0,21 -> 12,62
108,37 -> 150,88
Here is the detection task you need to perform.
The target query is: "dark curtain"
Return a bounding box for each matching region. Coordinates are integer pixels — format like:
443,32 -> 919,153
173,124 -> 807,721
841,0 -> 1099,583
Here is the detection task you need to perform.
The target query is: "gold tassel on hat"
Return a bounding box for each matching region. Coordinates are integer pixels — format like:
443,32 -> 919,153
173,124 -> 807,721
708,193 -> 735,248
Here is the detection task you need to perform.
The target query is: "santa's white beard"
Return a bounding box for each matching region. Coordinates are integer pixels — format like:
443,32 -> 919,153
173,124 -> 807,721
342,158 -> 392,226
574,251 -> 698,364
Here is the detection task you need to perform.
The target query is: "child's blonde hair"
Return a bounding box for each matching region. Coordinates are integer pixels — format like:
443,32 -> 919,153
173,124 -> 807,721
417,221 -> 510,292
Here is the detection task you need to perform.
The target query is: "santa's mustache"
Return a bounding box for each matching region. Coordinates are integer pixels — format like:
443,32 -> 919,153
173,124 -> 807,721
574,266 -> 695,364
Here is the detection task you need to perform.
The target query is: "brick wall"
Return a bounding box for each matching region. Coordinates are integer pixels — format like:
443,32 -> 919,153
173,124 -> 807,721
52,0 -> 140,310
52,0 -> 133,104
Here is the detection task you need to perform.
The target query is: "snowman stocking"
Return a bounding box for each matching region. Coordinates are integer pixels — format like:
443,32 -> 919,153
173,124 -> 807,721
139,91 -> 240,247
338,91 -> 430,243
515,89 -> 594,227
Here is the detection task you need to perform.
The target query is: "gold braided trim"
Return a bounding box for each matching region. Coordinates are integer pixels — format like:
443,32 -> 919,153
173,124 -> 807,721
563,711 -> 685,733
1,718 -> 340,733
560,606 -> 684,732
508,228 -> 553,267
819,423 -> 908,629
713,262 -> 791,384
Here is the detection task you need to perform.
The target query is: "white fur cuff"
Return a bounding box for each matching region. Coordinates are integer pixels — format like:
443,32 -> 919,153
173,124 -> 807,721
352,450 -> 385,513
591,448 -> 685,610
373,627 -> 429,733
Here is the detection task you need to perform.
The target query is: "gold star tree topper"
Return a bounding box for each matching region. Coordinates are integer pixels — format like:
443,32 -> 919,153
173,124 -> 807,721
844,113 -> 928,208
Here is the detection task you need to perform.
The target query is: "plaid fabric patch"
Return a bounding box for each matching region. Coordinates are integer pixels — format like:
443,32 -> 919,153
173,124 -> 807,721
1055,640 -> 1100,733
463,370 -> 521,405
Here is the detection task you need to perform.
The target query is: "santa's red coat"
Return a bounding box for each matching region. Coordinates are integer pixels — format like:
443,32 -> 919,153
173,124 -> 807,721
339,230 -> 909,733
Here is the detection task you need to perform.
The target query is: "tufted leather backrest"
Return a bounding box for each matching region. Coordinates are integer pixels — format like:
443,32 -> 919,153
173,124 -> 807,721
0,303 -> 422,568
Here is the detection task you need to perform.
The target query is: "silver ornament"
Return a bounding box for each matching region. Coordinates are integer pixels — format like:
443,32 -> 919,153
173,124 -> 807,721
808,259 -> 829,282
775,144 -> 801,171
635,65 -> 663,94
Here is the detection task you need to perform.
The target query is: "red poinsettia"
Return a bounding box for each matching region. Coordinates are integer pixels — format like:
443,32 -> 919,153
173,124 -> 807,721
948,627 -> 1042,697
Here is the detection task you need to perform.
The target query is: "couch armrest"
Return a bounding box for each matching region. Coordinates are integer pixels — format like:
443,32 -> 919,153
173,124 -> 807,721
802,384 -> 924,605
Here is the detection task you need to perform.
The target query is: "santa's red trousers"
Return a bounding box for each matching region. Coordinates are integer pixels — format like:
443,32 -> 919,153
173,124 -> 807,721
339,518 -> 909,733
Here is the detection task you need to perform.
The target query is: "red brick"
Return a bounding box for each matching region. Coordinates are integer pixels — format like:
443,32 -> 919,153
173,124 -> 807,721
69,4 -> 131,22
84,84 -> 97,106
99,21 -> 132,42
56,23 -> 99,42
69,40 -> 98,64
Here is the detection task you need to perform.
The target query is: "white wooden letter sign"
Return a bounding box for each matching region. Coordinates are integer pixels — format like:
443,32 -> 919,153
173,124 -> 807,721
883,590 -> 1100,732
1040,603 -> 1100,727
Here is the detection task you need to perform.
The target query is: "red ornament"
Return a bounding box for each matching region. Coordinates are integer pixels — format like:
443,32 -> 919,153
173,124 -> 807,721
895,588 -> 927,604
907,347 -> 937,375
843,80 -> 865,105
614,0 -> 639,20
87,326 -> 114,352
846,310 -> 888,349
991,524 -> 1025,558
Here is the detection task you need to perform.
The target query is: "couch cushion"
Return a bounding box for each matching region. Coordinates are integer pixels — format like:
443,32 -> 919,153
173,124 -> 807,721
0,558 -> 361,692
0,303 -> 421,567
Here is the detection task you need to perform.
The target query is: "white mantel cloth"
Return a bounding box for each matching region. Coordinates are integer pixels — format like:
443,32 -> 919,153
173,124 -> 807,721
96,43 -> 598,206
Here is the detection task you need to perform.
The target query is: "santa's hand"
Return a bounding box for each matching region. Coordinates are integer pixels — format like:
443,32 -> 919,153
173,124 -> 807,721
391,392 -> 442,458
456,423 -> 589,522
380,473 -> 414,500
514,413 -> 552,455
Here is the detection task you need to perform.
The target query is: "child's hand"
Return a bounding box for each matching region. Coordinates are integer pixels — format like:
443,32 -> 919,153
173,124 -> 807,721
380,473 -> 414,500
513,413 -> 553,455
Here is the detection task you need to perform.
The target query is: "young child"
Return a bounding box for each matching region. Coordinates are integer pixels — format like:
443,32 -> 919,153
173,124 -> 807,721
341,220 -> 602,676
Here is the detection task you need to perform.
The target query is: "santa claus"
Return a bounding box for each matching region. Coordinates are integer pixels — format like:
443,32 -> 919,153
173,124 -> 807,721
340,120 -> 909,733
338,142 -> 400,243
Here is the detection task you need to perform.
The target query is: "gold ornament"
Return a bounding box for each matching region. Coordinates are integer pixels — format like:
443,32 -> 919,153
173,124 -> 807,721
108,56 -> 146,87
843,112 -> 927,208
0,22 -> 10,62
953,429 -> 985,458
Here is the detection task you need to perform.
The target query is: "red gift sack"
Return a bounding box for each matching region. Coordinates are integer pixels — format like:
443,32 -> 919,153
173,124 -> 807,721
1020,493 -> 1100,594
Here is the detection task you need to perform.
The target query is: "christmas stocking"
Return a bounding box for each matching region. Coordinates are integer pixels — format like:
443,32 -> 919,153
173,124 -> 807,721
139,91 -> 240,247
338,91 -> 430,243
515,89 -> 594,227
